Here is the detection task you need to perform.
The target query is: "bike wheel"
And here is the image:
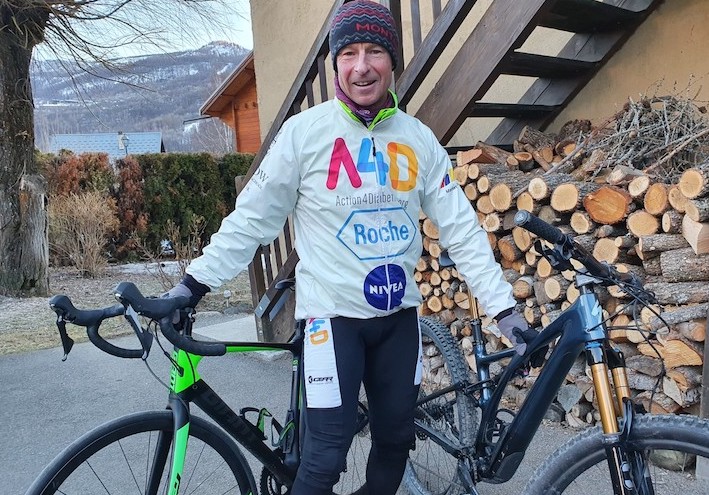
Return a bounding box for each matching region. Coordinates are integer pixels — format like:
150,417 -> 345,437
26,410 -> 256,495
525,414 -> 709,494
334,388 -> 370,495
403,316 -> 478,495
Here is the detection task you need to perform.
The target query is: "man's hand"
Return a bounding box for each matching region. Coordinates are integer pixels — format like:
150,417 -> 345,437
162,283 -> 198,324
496,310 -> 547,368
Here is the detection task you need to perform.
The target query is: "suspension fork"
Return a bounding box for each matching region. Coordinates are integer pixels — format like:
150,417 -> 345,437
587,343 -> 639,494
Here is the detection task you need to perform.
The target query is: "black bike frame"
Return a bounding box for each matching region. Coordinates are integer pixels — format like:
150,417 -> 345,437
167,324 -> 305,489
415,274 -> 611,485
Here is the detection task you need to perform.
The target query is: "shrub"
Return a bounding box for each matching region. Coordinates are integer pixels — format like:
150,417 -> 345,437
48,191 -> 120,277
113,156 -> 148,259
45,151 -> 114,197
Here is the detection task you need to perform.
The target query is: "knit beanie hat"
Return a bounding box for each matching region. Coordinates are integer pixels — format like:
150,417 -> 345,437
329,0 -> 399,71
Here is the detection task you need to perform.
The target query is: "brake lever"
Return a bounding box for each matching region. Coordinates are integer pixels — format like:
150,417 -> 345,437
56,317 -> 74,361
124,304 -> 153,360
535,239 -> 574,272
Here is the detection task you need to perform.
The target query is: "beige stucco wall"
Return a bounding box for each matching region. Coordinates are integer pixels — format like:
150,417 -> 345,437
549,0 -> 709,133
251,0 -> 709,145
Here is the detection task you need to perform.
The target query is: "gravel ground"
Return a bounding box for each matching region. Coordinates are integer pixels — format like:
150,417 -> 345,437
0,262 -> 253,356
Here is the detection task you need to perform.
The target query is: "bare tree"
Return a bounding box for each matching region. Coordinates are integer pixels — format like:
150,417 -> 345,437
0,0 -> 241,296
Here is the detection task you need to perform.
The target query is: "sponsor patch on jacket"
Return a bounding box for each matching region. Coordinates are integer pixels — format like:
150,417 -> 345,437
363,264 -> 406,310
337,207 -> 416,260
440,164 -> 456,189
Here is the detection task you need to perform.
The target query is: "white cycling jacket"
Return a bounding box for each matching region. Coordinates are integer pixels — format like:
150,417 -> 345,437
187,97 -> 515,320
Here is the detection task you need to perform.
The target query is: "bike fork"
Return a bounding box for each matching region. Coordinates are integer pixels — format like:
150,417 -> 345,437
588,344 -> 653,495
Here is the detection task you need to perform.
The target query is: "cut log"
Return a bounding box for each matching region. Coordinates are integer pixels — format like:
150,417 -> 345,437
555,139 -> 577,157
570,211 -> 597,235
512,275 -> 535,299
685,197 -> 709,223
607,165 -> 646,186
536,256 -> 555,279
595,224 -> 626,238
642,256 -> 662,276
426,296 -> 443,313
662,210 -> 683,234
467,163 -> 509,181
457,147 -> 498,166
544,275 -> 570,302
638,339 -> 703,368
474,141 -> 513,166
628,175 -> 651,199
422,218 -> 439,239
538,205 -> 563,225
476,195 -> 494,214
514,151 -> 535,172
489,183 -> 515,212
592,238 -> 624,264
453,164 -> 470,186
506,155 -> 520,170
649,302 -> 709,330
626,354 -> 663,377
498,234 -> 522,262
678,162 -> 709,199
453,291 -> 470,310
528,174 -> 573,201
516,191 -> 538,214
636,391 -> 682,414
681,214 -> 709,255
626,210 -> 660,237
551,182 -> 600,214
482,212 -> 502,233
663,377 -> 701,408
645,281 -> 709,305
643,182 -> 670,216
660,247 -> 709,283
524,144 -> 552,171
666,366 -> 703,389
518,126 -> 555,149
667,185 -> 690,213
512,226 -> 534,252
583,186 -> 633,225
463,183 -> 478,201
637,234 -> 689,260
676,320 -> 706,342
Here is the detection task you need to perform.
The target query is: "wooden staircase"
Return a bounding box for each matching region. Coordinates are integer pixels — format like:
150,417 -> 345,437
243,0 -> 664,340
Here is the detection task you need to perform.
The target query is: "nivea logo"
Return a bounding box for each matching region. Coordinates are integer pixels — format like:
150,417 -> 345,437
364,264 -> 406,310
337,207 -> 416,261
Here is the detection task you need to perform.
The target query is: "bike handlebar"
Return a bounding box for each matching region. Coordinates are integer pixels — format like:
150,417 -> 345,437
513,210 -> 641,289
49,282 -> 227,359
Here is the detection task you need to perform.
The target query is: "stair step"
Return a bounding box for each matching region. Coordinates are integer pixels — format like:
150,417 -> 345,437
500,53 -> 596,79
541,0 -> 643,33
469,103 -> 560,119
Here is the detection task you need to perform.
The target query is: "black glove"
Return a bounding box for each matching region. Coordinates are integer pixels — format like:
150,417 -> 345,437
496,309 -> 547,368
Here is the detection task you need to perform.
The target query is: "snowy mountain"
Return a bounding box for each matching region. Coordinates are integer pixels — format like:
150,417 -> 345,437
32,42 -> 250,153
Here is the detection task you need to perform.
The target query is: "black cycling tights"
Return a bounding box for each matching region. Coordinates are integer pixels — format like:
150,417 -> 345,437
291,307 -> 420,495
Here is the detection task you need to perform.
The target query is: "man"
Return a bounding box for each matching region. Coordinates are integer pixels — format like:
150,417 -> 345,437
169,1 -> 542,493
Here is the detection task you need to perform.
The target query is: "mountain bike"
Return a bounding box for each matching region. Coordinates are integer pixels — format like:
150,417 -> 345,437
402,210 -> 709,494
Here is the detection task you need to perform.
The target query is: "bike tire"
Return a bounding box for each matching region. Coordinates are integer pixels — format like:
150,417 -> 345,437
525,414 -> 709,494
403,316 -> 478,495
26,410 -> 257,495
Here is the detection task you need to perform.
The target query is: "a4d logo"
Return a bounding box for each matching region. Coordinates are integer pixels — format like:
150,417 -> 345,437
337,207 -> 416,260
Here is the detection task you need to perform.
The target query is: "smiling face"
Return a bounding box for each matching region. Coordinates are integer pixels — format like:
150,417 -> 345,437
336,42 -> 393,108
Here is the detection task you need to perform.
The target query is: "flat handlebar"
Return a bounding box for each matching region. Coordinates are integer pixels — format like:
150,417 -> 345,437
513,210 -> 641,289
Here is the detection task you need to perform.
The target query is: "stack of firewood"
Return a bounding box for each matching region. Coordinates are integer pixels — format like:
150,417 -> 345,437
418,95 -> 709,426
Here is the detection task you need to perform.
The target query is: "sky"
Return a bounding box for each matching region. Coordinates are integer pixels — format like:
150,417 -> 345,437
34,1 -> 253,61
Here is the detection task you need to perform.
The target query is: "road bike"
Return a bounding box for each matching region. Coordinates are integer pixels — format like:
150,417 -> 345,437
401,210 -> 709,494
27,276 -> 380,495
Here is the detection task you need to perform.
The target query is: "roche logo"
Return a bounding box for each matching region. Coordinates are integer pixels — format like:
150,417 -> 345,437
336,207 -> 416,261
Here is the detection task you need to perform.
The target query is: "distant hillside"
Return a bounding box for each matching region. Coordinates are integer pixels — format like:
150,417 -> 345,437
32,42 -> 249,153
